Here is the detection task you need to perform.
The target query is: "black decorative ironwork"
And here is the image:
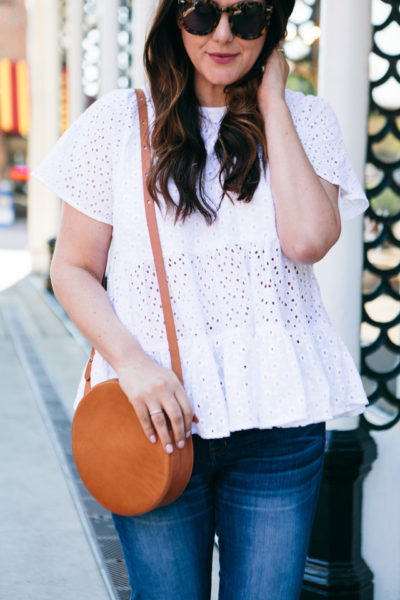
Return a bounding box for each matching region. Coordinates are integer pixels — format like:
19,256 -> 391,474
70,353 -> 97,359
361,0 -> 400,431
302,429 -> 376,599
117,0 -> 133,89
82,0 -> 100,101
82,0 -> 132,97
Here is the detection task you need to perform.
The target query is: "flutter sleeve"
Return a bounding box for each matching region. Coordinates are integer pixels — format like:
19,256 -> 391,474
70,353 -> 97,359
292,92 -> 369,222
31,89 -> 128,225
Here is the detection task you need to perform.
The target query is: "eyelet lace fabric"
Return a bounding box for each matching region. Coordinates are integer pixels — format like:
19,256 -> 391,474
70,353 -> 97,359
32,87 -> 369,438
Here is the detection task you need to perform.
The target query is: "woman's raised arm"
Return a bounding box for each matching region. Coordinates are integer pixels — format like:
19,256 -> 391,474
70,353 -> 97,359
258,49 -> 341,264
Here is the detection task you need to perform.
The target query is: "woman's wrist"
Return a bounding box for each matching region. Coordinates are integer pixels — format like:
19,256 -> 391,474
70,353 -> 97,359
104,330 -> 149,373
260,95 -> 289,127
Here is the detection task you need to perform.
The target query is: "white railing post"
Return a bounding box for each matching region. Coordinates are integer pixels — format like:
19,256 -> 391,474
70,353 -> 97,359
99,0 -> 119,95
131,0 -> 159,88
26,0 -> 61,274
315,0 -> 372,431
67,0 -> 85,123
302,3 -> 377,598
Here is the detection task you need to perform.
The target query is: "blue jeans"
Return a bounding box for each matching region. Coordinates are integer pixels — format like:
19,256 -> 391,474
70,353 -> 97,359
112,422 -> 326,600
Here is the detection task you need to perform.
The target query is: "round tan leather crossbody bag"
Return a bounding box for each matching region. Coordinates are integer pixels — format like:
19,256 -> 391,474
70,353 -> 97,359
71,89 -> 194,517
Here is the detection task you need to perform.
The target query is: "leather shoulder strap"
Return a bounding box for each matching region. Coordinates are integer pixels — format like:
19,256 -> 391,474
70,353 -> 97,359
84,89 -> 183,394
135,89 -> 183,383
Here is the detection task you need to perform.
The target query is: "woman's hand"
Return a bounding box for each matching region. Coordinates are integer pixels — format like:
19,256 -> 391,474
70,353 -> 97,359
257,47 -> 290,114
116,354 -> 195,454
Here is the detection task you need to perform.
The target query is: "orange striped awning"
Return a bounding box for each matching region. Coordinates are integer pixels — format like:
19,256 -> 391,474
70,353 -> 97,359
0,59 -> 30,136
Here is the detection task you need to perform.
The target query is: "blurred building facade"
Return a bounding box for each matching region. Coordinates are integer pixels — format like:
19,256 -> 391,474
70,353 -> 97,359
0,0 -> 26,59
0,0 -> 28,192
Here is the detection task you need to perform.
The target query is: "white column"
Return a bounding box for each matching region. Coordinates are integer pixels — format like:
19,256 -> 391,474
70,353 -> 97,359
317,5 -> 400,596
315,0 -> 372,430
67,0 -> 85,123
99,0 -> 119,95
132,0 -> 159,88
26,0 -> 61,274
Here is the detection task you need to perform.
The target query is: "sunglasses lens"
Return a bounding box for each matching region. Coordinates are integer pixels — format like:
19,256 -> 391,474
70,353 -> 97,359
233,4 -> 267,39
180,2 -> 218,34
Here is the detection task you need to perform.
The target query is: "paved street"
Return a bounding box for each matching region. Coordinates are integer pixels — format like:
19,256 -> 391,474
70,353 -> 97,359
0,218 -> 219,600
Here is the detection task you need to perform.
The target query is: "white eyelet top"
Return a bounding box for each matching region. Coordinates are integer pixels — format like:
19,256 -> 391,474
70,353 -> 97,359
32,87 -> 369,438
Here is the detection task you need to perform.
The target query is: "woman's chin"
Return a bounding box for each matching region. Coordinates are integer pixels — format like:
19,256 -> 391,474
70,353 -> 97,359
205,73 -> 243,89
194,65 -> 250,102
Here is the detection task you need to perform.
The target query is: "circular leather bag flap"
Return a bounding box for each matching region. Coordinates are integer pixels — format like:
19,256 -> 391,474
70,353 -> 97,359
71,380 -> 193,516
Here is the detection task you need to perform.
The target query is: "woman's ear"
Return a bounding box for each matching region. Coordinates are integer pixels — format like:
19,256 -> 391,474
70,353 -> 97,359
176,11 -> 183,32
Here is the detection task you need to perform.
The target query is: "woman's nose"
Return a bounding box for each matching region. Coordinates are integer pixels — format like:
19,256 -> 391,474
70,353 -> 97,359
211,14 -> 234,43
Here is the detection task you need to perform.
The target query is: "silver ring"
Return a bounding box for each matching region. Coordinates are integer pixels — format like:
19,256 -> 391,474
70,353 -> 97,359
149,408 -> 163,416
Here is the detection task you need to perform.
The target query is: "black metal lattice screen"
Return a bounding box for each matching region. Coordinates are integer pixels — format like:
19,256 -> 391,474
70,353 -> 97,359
118,0 -> 133,90
82,0 -> 100,101
361,0 -> 400,430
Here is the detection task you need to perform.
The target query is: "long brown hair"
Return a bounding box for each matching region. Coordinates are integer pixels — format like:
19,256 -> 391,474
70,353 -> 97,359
144,0 -> 290,224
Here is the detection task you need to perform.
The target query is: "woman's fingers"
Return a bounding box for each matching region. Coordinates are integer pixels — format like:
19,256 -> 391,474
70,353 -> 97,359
117,360 -> 194,454
148,408 -> 175,453
258,47 -> 289,112
132,401 -> 158,446
174,385 -> 195,438
130,390 -> 192,454
131,398 -> 175,453
161,393 -> 188,448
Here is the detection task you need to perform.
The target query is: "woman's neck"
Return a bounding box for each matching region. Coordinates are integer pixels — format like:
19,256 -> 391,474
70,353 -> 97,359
195,77 -> 227,108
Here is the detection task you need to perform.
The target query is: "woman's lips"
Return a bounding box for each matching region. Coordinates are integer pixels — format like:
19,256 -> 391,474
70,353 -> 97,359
208,53 -> 238,64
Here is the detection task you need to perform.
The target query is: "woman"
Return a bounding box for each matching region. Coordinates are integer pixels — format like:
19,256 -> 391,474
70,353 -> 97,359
33,0 -> 369,598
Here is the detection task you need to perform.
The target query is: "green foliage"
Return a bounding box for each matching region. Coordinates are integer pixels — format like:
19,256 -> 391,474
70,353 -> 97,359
286,73 -> 316,96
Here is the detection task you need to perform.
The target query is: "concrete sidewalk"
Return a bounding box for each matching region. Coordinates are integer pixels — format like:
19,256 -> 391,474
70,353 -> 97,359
0,275 -> 112,600
0,226 -> 219,599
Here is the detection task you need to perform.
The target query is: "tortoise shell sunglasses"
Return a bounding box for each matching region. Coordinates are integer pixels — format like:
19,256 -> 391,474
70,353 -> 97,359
177,0 -> 274,40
